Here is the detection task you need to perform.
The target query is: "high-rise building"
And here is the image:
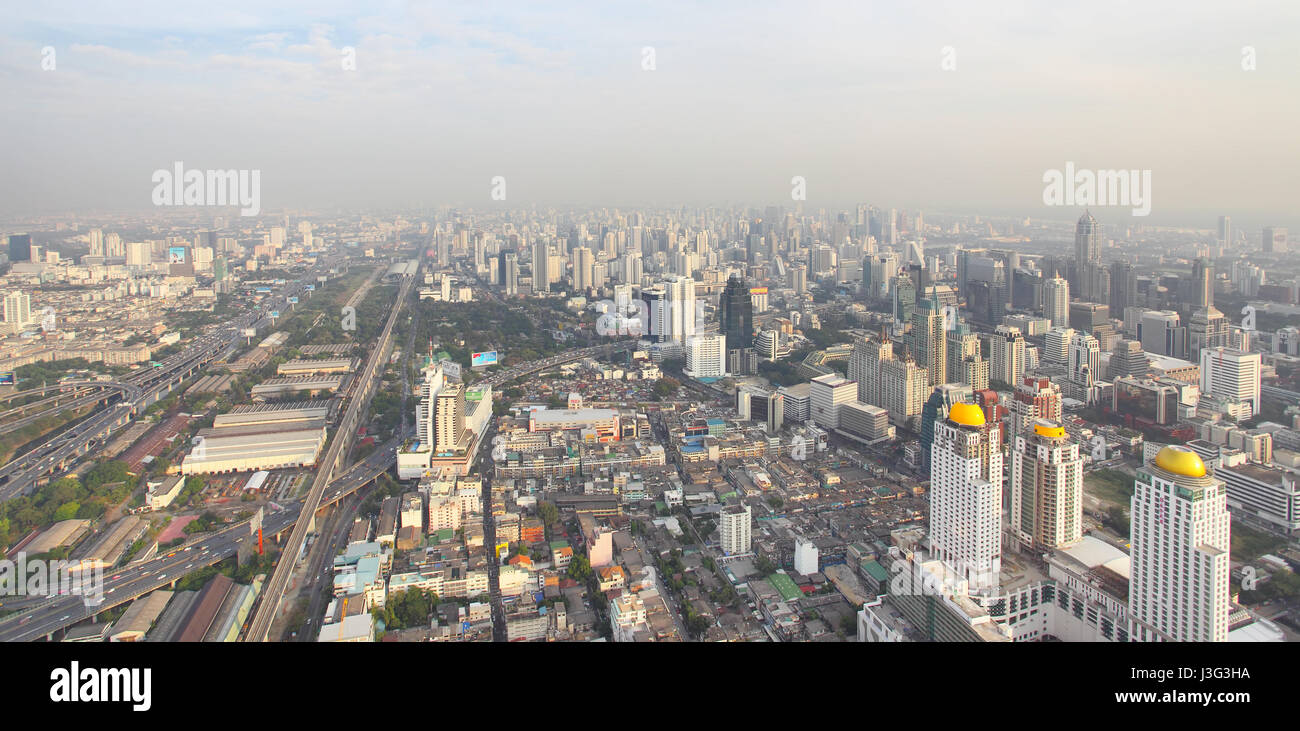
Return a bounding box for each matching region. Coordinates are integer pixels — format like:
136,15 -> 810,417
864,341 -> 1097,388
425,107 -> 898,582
434,383 -> 466,454
945,323 -> 979,384
1188,305 -> 1228,361
1009,376 -> 1062,438
849,333 -> 892,408
1109,260 -> 1137,319
2,291 -> 31,331
809,372 -> 857,430
719,274 -> 754,351
990,325 -> 1026,386
1139,310 -> 1185,358
1107,339 -> 1149,380
909,297 -> 946,388
685,334 -> 727,379
1043,276 -> 1069,328
532,240 -> 550,293
1129,446 -> 1231,642
719,502 -> 752,556
1010,419 -> 1084,551
1042,326 -> 1075,365
1199,347 -> 1261,417
503,253 -> 519,295
929,402 -> 1003,591
88,228 -> 104,257
1068,332 -> 1101,399
1262,227 -> 1288,253
571,246 -> 593,291
881,356 -> 929,428
666,276 -> 696,345
7,234 -> 31,262
1190,257 -> 1214,308
1218,216 -> 1232,247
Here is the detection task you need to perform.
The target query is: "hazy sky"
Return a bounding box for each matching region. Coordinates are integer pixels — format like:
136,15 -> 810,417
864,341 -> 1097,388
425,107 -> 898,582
2,1 -> 1297,227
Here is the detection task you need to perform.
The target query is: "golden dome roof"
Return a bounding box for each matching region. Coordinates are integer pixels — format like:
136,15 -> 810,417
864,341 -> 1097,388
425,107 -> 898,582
1032,420 -> 1065,438
1153,445 -> 1206,478
948,402 -> 985,427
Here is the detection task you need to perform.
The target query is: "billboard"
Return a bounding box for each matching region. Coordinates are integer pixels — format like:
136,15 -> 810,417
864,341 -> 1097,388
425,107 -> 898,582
304,284 -> 315,291
269,310 -> 280,318
241,328 -> 257,337
168,246 -> 187,264
287,296 -> 298,304
0,372 -> 14,386
441,361 -> 462,380
470,350 -> 498,367
749,287 -> 769,295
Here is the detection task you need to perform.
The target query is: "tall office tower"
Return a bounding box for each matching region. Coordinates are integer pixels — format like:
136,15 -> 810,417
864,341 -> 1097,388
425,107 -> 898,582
532,240 -> 550,292
790,264 -> 808,294
1188,306 -> 1228,361
621,249 -> 641,284
1009,375 -> 1063,438
2,291 -> 31,331
1139,310 -> 1186,358
1109,260 -> 1138,318
892,275 -> 917,324
719,274 -> 754,351
1075,210 -> 1101,265
1190,257 -> 1214,308
1010,419 -> 1084,551
920,384 -> 974,472
1262,226 -> 1288,253
434,383 -> 466,453
990,325 -> 1026,386
571,246 -> 594,291
850,333 -> 893,407
437,231 -> 450,266
503,253 -> 519,295
1042,276 -> 1069,327
665,276 -> 696,345
1129,446 -> 1231,642
299,220 -> 313,248
88,228 -> 104,257
868,253 -> 898,299
270,226 -> 285,249
1218,216 -> 1232,247
105,232 -> 124,258
474,235 -> 488,275
1068,301 -> 1109,334
1067,332 -> 1101,400
1107,339 -> 1149,380
1199,347 -> 1262,417
1042,326 -> 1075,365
880,356 -> 929,428
685,333 -> 727,379
719,502 -> 753,555
7,234 -> 31,262
1011,268 -> 1042,310
929,402 -> 1003,591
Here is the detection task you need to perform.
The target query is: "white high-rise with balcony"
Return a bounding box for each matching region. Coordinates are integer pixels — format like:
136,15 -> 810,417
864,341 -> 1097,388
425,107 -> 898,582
929,402 -> 1003,591
1199,347 -> 1261,417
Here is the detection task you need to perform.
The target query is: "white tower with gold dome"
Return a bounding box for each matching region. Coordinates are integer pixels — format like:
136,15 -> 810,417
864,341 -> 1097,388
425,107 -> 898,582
929,401 -> 1003,591
1130,445 -> 1231,642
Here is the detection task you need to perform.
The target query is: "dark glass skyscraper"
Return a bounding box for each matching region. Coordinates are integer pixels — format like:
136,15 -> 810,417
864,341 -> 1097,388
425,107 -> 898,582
719,274 -> 754,350
8,234 -> 31,262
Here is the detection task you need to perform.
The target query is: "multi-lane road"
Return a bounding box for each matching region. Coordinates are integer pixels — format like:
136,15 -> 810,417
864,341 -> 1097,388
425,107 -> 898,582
243,265 -> 417,641
0,434 -> 401,642
0,263 -> 341,501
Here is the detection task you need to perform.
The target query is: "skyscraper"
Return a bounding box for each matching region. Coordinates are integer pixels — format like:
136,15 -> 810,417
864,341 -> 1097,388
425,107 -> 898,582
719,274 -> 754,351
920,384 -> 973,472
1188,306 -> 1228,361
1190,257 -> 1214,308
571,246 -> 593,291
1075,210 -> 1100,265
929,402 -> 1003,591
7,234 -> 31,262
532,240 -> 550,293
909,296 -> 946,387
1129,446 -> 1231,642
719,502 -> 752,556
1043,276 -> 1069,328
1068,332 -> 1101,399
1009,419 -> 1084,551
434,383 -> 466,454
685,333 -> 727,379
1109,260 -> 1137,318
1218,216 -> 1232,247
990,325 -> 1026,386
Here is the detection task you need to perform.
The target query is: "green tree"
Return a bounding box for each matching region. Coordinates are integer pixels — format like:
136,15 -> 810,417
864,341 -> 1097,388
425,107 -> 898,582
538,501 -> 559,528
52,502 -> 80,522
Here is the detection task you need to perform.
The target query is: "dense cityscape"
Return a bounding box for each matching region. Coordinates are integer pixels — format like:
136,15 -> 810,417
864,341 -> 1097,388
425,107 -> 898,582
0,203 -> 1295,648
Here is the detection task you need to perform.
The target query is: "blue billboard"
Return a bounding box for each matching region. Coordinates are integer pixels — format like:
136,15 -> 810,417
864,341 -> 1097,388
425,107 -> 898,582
167,246 -> 187,264
470,350 -> 498,367
288,296 -> 299,304
304,284 -> 315,291
269,311 -> 280,318
0,372 -> 14,386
